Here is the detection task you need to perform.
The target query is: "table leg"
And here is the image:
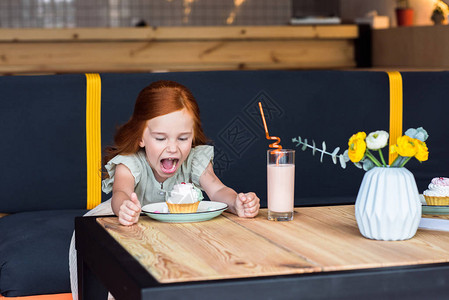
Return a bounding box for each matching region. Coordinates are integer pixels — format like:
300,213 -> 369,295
77,251 -> 108,300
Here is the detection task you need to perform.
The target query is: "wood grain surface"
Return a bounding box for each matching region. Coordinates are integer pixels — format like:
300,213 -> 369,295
0,26 -> 357,42
228,206 -> 449,272
97,205 -> 449,283
0,26 -> 357,74
98,215 -> 319,283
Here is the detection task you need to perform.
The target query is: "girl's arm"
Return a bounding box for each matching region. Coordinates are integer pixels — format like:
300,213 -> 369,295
111,164 -> 141,225
199,162 -> 260,217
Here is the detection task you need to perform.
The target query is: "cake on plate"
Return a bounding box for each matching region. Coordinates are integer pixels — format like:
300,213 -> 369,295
423,177 -> 449,206
166,182 -> 203,213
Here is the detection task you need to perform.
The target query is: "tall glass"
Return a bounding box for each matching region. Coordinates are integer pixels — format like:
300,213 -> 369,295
267,149 -> 295,221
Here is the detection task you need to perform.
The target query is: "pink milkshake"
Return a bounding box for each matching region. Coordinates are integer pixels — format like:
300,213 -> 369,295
267,149 -> 295,221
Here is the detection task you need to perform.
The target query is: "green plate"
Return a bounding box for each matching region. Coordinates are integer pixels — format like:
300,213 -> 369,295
420,194 -> 449,215
142,201 -> 228,223
422,205 -> 449,215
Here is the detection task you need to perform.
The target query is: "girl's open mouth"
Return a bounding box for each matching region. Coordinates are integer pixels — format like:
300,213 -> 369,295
160,158 -> 179,174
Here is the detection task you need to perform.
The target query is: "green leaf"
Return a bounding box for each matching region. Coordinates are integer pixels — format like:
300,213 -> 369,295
331,147 -> 340,164
320,141 -> 326,162
339,154 -> 347,169
301,139 -> 308,151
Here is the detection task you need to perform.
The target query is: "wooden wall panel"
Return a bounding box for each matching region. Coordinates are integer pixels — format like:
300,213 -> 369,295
0,26 -> 358,74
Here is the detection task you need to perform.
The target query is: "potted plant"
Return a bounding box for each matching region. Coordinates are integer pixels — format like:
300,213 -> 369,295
346,128 -> 428,241
396,0 -> 414,26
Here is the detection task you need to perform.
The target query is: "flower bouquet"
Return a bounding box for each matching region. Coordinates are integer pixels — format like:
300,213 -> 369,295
292,127 -> 429,241
347,127 -> 428,170
292,127 -> 429,170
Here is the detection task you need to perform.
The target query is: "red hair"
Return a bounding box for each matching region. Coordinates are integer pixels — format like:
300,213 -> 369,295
103,80 -> 208,169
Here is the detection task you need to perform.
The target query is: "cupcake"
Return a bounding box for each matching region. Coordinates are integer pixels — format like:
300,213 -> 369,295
423,177 -> 449,206
166,182 -> 203,213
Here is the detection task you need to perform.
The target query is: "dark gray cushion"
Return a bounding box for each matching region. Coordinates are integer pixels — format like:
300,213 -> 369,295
0,74 -> 87,212
2,71 -> 448,212
0,210 -> 86,297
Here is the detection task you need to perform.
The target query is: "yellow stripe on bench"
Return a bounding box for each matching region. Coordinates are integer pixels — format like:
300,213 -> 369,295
85,73 -> 102,210
387,71 -> 403,165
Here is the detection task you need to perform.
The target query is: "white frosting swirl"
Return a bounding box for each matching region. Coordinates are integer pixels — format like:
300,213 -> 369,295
431,177 -> 449,186
167,183 -> 203,204
424,177 -> 449,197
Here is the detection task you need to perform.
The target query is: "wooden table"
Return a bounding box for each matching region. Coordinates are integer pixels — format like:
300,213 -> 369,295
75,205 -> 449,299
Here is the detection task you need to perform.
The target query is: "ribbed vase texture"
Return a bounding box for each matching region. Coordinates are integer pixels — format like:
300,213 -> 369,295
355,167 -> 422,241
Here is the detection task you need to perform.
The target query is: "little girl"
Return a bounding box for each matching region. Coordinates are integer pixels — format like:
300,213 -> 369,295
69,80 -> 260,299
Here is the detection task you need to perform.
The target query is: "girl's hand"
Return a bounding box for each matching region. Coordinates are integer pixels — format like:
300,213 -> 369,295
118,192 -> 141,226
235,192 -> 260,218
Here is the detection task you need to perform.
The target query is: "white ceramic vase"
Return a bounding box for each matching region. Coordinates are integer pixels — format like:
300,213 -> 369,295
355,167 -> 422,241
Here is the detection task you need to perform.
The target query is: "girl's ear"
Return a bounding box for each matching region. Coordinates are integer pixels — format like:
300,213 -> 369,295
139,122 -> 149,148
138,138 -> 145,148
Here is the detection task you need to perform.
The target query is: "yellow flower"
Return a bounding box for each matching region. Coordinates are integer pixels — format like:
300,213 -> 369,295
349,132 -> 366,142
415,140 -> 429,162
395,135 -> 418,157
348,132 -> 366,163
390,144 -> 398,155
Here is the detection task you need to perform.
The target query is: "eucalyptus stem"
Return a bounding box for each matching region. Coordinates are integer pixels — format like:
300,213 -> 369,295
365,150 -> 382,167
390,155 -> 402,167
378,149 -> 387,166
400,156 -> 413,168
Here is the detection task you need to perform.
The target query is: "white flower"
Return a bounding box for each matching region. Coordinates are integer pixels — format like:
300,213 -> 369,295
405,127 -> 428,142
366,130 -> 389,150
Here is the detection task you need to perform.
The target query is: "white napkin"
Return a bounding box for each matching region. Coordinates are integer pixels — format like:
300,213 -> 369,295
417,194 -> 449,232
419,218 -> 449,232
